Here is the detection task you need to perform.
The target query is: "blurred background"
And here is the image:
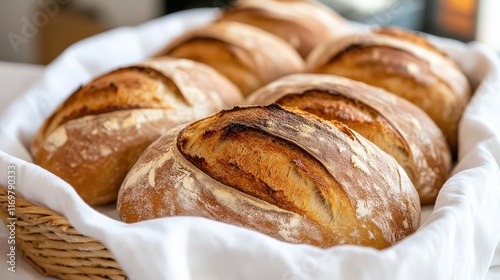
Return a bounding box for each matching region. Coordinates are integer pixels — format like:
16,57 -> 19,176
0,0 -> 498,65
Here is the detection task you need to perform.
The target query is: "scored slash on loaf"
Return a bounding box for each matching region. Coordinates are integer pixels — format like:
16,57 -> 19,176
118,104 -> 420,249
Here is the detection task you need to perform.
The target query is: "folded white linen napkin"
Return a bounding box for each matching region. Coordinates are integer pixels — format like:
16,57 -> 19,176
1,8 -> 500,280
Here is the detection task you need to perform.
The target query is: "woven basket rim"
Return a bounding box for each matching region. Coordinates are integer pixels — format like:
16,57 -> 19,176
0,186 -> 127,279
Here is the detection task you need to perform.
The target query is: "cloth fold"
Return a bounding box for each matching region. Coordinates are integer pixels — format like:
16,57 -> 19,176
1,8 -> 499,280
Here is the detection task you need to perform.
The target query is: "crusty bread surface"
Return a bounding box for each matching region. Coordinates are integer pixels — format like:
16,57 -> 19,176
32,58 -> 243,205
118,104 -> 420,249
247,74 -> 452,204
220,0 -> 352,58
306,27 -> 471,153
156,21 -> 304,96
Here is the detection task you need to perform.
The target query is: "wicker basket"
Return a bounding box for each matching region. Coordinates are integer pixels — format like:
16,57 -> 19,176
0,187 -> 127,279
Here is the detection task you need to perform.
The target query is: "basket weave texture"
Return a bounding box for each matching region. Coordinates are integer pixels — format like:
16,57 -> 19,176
0,186 -> 127,279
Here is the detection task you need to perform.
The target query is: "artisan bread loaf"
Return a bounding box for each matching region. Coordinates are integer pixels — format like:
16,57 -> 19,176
155,21 -> 304,96
32,58 -> 243,205
247,74 -> 452,204
219,0 -> 352,58
306,27 -> 471,154
117,104 -> 420,249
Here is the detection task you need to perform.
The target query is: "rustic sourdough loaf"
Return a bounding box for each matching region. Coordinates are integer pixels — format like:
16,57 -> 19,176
247,73 -> 452,204
306,27 -> 471,154
32,58 -> 243,205
219,0 -> 352,58
117,104 -> 420,249
155,21 -> 304,96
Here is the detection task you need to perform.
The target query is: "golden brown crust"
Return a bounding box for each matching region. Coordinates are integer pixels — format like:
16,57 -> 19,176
155,21 -> 304,96
220,0 -> 352,58
36,109 -> 178,205
177,108 -> 347,225
372,27 -> 448,57
306,30 -> 471,153
32,58 -> 244,205
247,74 -> 452,204
165,39 -> 264,97
118,104 -> 420,249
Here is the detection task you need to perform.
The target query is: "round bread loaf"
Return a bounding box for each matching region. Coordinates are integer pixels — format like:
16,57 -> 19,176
306,27 -> 471,154
155,21 -> 304,96
247,74 -> 452,204
117,104 -> 420,249
219,0 -> 352,58
32,58 -> 243,205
